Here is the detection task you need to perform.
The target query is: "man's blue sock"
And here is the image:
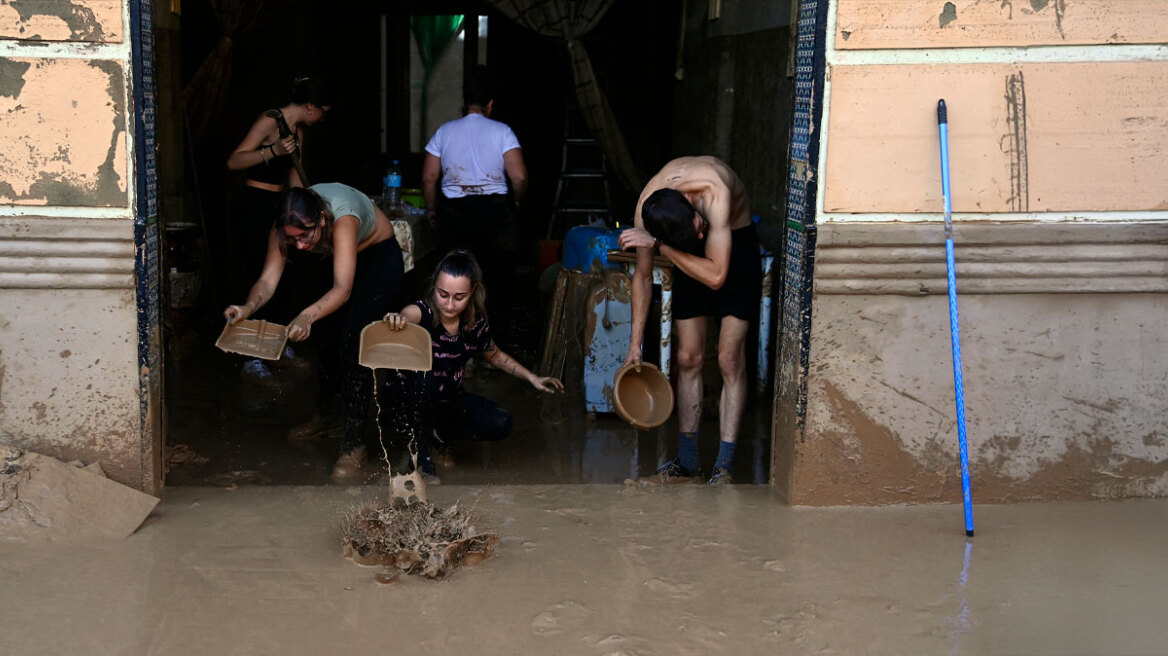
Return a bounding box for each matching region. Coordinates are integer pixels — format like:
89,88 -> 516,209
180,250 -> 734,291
678,432 -> 700,472
713,440 -> 737,472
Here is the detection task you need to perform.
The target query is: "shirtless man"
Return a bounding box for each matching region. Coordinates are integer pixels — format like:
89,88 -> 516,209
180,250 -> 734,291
618,156 -> 760,484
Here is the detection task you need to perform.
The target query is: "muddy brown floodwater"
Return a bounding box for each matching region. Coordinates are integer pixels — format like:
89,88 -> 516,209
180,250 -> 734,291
2,484 -> 1166,655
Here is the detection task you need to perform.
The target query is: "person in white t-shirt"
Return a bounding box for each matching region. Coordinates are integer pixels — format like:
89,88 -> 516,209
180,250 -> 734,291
422,66 -> 527,342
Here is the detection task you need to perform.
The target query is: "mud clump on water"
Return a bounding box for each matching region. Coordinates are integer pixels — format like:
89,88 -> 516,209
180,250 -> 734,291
340,499 -> 498,580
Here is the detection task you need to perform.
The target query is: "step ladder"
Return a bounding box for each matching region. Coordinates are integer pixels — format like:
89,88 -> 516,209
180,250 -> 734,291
546,112 -> 612,240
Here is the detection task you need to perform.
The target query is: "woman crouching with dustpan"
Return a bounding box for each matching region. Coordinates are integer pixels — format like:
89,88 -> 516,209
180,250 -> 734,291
380,250 -> 562,482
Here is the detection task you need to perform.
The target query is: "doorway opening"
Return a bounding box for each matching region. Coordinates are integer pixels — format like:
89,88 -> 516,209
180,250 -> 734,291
153,0 -> 796,488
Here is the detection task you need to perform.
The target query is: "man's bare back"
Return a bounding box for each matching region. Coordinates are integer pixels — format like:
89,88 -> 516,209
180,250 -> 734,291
640,156 -> 751,233
621,156 -> 760,485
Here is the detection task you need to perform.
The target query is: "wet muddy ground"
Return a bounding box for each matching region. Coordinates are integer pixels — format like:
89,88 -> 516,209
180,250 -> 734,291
163,325 -> 772,487
3,485 -> 1166,655
79,293 -> 1160,654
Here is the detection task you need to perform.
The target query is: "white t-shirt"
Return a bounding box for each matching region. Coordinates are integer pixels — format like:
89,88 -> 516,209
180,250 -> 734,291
424,113 -> 521,199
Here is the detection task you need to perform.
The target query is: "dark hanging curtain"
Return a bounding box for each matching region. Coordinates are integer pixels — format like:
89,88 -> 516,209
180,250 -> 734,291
181,0 -> 274,143
411,15 -> 466,147
489,0 -> 644,193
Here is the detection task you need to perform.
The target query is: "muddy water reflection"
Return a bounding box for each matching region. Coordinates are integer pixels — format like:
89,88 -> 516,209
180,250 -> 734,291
167,343 -> 771,486
947,541 -> 975,655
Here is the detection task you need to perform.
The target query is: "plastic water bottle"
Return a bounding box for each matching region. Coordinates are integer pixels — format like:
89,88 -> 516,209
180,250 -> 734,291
382,160 -> 402,210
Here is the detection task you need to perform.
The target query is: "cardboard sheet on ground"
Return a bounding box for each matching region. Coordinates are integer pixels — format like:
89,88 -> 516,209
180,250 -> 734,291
0,446 -> 159,539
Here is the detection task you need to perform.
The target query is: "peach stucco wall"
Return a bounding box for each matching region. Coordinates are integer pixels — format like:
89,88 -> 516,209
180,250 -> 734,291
824,61 -> 1168,214
0,0 -> 123,42
836,0 -> 1168,49
779,0 -> 1168,504
0,58 -> 128,206
0,1 -> 152,491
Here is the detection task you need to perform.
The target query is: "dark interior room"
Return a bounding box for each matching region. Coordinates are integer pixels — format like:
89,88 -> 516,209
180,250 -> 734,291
158,0 -> 794,487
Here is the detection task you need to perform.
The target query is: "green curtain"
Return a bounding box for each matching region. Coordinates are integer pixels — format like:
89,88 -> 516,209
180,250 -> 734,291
411,15 -> 465,146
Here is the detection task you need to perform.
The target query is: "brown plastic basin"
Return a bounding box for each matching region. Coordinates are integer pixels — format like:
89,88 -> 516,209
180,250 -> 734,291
215,319 -> 289,360
612,362 -> 674,430
359,321 -> 432,371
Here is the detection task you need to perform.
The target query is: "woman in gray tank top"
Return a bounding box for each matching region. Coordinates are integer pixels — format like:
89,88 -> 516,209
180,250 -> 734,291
224,184 -> 403,481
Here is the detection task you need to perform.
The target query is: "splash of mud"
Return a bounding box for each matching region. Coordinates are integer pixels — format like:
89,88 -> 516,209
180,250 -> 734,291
339,498 -> 498,579
343,368 -> 498,581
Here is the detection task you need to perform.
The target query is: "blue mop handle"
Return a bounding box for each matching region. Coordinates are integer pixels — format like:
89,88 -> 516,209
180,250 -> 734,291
938,99 -> 975,537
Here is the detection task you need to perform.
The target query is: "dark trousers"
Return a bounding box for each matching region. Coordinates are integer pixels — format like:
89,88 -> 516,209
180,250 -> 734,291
315,239 -> 405,451
382,371 -> 513,473
434,193 -> 518,342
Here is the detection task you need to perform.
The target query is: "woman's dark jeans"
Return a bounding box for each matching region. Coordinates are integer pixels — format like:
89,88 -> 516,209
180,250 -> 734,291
382,370 -> 513,474
315,239 -> 404,452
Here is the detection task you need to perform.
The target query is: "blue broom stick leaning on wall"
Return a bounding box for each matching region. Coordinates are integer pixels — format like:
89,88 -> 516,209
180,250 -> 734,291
937,99 -> 975,538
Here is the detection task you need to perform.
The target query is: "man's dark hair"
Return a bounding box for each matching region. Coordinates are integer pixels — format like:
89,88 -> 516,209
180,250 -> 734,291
464,66 -> 495,109
641,188 -> 703,254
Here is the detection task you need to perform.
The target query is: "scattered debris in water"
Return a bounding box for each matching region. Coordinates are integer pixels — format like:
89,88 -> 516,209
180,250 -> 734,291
349,353 -> 498,582
340,497 -> 498,580
164,444 -> 209,471
205,470 -> 271,487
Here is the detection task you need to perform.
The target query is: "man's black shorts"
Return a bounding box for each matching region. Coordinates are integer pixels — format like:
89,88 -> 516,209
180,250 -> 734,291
672,223 -> 762,321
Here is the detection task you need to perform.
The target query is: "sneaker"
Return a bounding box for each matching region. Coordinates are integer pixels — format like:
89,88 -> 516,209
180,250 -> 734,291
421,472 -> 442,486
707,468 -> 734,485
330,446 -> 368,482
240,358 -> 280,389
286,414 -> 343,443
643,458 -> 703,485
269,345 -> 312,370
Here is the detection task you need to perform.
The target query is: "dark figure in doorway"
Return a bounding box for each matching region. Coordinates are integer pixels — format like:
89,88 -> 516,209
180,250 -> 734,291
225,76 -> 332,320
617,156 -> 761,485
224,183 -> 404,482
422,66 -> 528,344
380,251 -> 562,482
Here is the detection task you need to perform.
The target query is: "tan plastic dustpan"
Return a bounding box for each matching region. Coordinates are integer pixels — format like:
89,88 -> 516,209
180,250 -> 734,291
359,321 -> 432,371
215,319 -> 289,361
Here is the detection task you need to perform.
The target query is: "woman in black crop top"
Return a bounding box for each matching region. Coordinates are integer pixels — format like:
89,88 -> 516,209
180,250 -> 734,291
225,76 -> 333,312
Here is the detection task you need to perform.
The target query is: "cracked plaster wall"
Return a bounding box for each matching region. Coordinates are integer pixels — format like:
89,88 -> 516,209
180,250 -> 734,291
789,0 -> 1168,503
0,57 -> 127,206
836,0 -> 1167,49
0,288 -> 140,485
0,0 -> 145,490
796,293 -> 1168,505
0,0 -> 122,42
